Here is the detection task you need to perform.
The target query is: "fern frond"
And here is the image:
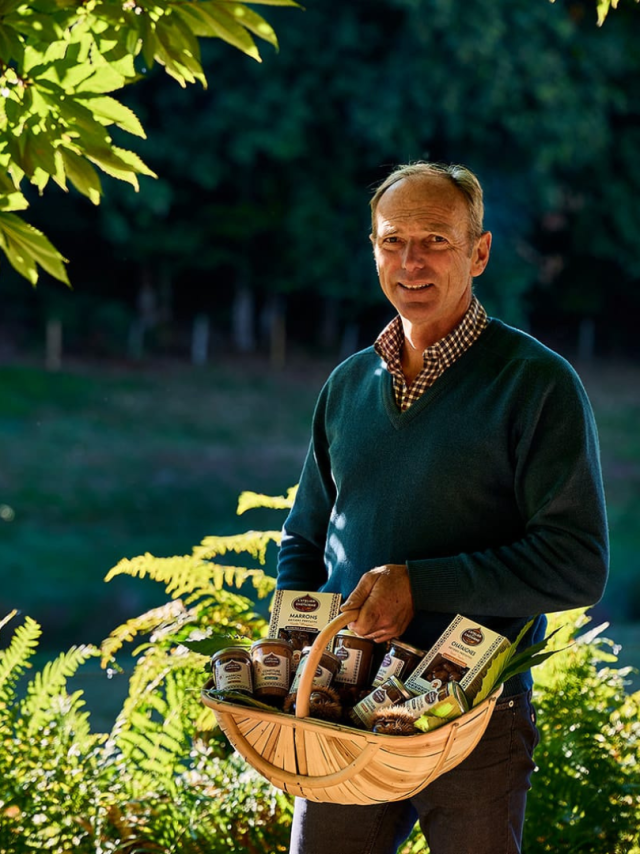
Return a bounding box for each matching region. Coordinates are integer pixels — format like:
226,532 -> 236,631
0,616 -> 42,699
105,553 -> 209,586
22,644 -> 98,735
101,600 -> 189,666
236,485 -> 298,515
0,609 -> 19,633
194,705 -> 218,732
112,669 -> 194,794
105,552 -> 275,600
193,530 -> 281,565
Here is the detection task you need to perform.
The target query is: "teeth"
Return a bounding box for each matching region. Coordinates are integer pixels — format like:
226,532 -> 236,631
400,283 -> 430,290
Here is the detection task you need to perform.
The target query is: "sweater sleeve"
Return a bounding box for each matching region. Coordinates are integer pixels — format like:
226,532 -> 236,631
277,386 -> 334,592
407,360 -> 609,618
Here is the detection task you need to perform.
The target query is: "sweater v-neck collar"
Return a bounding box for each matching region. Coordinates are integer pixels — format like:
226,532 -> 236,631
380,320 -> 496,429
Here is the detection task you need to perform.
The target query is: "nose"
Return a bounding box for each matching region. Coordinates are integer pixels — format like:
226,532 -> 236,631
401,240 -> 426,270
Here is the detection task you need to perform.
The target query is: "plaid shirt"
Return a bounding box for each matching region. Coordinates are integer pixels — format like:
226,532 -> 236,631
374,295 -> 488,411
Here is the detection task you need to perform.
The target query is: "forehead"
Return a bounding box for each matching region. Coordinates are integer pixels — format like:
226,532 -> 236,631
374,175 -> 470,234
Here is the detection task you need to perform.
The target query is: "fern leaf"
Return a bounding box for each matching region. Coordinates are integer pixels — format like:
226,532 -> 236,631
193,530 -> 281,564
0,609 -> 19,632
105,552 -> 209,586
0,616 -> 42,698
194,705 -> 218,732
22,644 -> 99,735
100,600 -> 188,665
105,552 -> 275,599
236,485 -> 298,515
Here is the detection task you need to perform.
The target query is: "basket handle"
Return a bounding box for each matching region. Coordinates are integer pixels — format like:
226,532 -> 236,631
295,608 -> 359,719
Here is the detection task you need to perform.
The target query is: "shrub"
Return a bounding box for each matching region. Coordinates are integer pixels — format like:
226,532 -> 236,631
1,488 -> 638,853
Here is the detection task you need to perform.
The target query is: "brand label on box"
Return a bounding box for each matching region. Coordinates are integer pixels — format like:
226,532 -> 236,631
405,616 -> 510,702
268,589 -> 342,647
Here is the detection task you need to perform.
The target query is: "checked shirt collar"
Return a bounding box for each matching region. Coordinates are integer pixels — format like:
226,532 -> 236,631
374,295 -> 488,412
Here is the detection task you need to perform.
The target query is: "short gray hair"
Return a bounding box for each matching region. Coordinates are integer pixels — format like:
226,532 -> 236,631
370,162 -> 485,241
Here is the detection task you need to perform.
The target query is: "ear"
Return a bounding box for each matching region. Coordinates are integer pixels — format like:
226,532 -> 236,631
470,231 -> 492,277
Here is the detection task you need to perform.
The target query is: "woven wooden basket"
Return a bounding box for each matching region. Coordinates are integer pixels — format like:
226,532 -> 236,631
201,610 -> 503,805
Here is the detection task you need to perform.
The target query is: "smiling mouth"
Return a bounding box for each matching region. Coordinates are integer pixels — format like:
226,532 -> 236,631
399,282 -> 432,290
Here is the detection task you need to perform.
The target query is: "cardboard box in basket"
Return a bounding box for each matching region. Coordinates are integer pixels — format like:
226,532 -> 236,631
268,590 -> 342,664
405,615 -> 510,703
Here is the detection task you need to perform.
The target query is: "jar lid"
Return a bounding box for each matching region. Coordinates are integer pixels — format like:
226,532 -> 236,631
300,646 -> 341,665
251,638 -> 293,651
210,645 -> 251,664
389,639 -> 425,657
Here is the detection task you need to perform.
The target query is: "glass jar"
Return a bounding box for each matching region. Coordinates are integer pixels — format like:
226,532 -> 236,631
333,629 -> 376,691
287,646 -> 341,699
210,646 -> 253,695
349,676 -> 414,729
371,639 -> 425,687
251,638 -> 294,701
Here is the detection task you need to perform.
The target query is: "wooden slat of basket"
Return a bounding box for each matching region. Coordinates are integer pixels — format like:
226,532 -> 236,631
303,730 -> 340,777
252,720 -> 282,764
333,734 -> 442,802
271,722 -> 298,776
294,727 -> 309,776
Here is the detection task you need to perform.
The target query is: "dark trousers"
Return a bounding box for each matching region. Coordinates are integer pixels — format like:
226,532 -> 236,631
289,691 -> 539,854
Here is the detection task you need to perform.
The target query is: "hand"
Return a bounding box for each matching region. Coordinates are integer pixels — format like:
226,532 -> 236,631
341,564 -> 415,643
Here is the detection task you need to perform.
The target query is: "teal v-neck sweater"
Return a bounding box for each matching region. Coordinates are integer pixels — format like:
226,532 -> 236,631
277,319 -> 609,695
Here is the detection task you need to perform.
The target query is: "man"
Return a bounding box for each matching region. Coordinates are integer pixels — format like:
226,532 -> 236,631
276,162 -> 608,854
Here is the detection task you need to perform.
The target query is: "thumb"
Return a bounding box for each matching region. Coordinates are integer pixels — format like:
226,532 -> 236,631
341,574 -> 377,611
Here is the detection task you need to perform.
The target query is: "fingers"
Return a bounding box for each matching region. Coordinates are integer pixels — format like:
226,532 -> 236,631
342,564 -> 414,641
341,574 -> 376,612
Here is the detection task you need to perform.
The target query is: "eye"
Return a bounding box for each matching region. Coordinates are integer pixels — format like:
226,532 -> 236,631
382,236 -> 399,244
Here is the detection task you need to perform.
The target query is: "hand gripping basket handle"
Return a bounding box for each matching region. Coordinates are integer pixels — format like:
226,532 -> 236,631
295,608 -> 359,718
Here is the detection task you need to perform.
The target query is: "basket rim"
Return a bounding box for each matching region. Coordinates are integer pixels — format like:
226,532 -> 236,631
200,682 -> 503,746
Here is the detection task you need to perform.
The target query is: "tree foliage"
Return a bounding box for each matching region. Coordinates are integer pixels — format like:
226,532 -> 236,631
0,0 -> 299,284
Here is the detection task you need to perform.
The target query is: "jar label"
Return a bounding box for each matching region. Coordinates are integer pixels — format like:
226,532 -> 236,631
254,653 -> 290,691
351,685 -> 395,728
372,654 -> 404,687
334,646 -> 363,685
215,659 -> 252,692
290,659 -> 333,694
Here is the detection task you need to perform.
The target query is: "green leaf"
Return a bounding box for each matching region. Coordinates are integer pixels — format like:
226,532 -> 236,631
111,144 -> 157,178
75,94 -> 146,137
0,211 -> 70,284
83,144 -> 148,188
59,147 -> 102,204
0,189 -> 29,211
0,21 -> 24,62
204,688 -> 280,712
472,625 -> 564,707
227,4 -> 279,48
180,634 -> 252,655
74,62 -> 128,94
236,486 -> 297,514
195,2 -> 262,61
0,0 -> 26,14
0,225 -> 38,283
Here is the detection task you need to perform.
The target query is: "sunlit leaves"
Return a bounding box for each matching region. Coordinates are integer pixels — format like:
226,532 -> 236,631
0,0 -> 299,284
0,211 -> 70,283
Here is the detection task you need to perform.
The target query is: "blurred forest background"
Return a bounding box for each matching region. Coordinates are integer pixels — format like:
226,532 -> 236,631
1,0 -> 639,694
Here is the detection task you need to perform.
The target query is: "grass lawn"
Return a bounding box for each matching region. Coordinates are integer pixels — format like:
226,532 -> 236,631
1,353 -> 639,696
0,354 -> 331,649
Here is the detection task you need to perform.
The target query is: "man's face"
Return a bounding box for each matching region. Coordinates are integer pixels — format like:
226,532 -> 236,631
371,175 -> 491,342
